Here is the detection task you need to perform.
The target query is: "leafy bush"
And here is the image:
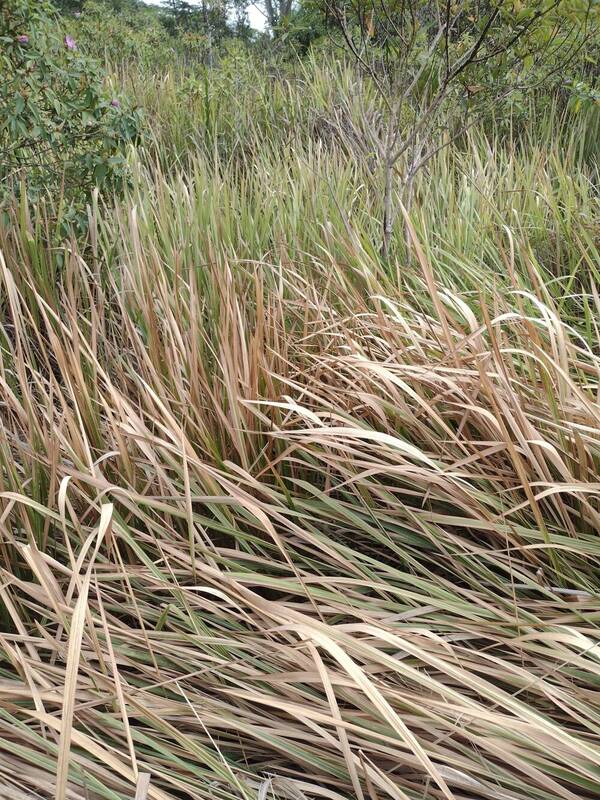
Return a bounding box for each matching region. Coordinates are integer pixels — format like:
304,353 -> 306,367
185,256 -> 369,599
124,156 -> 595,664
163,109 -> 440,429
0,0 -> 142,221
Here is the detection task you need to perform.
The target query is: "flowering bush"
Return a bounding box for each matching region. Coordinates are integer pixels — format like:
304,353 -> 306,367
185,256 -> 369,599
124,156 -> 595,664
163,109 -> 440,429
0,0 -> 143,219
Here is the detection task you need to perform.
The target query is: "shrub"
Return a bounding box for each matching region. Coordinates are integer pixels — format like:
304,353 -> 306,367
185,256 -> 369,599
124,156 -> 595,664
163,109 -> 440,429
0,0 -> 143,222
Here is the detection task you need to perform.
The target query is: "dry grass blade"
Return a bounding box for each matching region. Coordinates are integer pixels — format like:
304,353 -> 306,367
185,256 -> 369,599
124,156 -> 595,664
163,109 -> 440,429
55,504 -> 113,800
135,774 -> 152,800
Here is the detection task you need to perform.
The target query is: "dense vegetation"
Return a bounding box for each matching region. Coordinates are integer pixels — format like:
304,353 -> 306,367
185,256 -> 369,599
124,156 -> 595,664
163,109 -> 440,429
1,2 -> 599,799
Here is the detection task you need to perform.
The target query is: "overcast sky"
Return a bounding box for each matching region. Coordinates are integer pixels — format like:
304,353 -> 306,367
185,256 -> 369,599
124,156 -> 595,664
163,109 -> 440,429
246,3 -> 267,29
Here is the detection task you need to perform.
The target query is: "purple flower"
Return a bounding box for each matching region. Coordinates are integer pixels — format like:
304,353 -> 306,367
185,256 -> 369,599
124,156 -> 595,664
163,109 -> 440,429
17,34 -> 29,45
64,35 -> 77,50
110,98 -> 121,108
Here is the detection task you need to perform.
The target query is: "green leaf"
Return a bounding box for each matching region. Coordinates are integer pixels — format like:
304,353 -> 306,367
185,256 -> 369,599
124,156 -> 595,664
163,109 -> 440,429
93,163 -> 108,183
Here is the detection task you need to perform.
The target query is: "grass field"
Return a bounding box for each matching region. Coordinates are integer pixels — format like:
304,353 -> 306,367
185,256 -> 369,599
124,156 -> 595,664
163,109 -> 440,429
1,55 -> 600,800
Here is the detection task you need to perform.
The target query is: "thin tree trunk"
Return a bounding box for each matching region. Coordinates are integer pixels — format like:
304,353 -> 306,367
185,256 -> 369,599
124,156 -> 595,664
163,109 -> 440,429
264,0 -> 277,30
403,171 -> 415,252
381,100 -> 400,261
381,157 -> 394,260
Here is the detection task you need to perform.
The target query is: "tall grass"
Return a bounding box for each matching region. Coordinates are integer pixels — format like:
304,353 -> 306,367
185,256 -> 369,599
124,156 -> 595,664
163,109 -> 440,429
0,58 -> 599,800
